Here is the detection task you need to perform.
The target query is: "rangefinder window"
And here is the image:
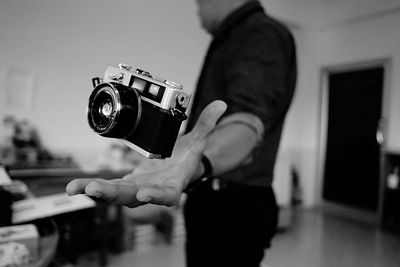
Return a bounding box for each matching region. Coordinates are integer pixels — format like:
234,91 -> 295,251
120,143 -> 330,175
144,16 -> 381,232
149,84 -> 160,97
142,83 -> 165,103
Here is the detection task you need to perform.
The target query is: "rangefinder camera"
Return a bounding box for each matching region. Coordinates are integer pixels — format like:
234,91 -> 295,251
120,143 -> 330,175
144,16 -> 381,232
87,63 -> 191,159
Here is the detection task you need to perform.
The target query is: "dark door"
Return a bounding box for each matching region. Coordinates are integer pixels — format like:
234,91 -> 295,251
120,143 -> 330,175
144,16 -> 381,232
323,66 -> 384,211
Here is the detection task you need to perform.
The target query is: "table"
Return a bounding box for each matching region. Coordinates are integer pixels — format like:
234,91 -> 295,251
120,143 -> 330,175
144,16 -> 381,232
8,161 -> 132,266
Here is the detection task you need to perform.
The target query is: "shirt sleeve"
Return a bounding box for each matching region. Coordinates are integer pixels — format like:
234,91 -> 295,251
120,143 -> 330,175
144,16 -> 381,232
218,112 -> 264,143
222,27 -> 293,135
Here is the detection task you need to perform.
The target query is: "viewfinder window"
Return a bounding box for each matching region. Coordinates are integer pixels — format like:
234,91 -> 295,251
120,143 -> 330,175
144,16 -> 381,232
149,84 -> 160,97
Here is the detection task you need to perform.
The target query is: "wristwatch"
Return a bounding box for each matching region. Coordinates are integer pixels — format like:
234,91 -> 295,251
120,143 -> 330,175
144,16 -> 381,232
184,154 -> 213,193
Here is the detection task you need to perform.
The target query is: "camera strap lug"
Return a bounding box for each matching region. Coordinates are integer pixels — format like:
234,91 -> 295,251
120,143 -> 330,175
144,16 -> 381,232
170,108 -> 188,121
92,77 -> 103,88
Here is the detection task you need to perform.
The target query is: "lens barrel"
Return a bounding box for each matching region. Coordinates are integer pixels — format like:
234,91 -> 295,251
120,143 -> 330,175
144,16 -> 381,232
87,82 -> 141,138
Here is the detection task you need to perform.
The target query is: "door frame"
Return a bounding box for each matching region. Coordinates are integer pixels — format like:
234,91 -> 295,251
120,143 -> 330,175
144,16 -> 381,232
316,58 -> 392,224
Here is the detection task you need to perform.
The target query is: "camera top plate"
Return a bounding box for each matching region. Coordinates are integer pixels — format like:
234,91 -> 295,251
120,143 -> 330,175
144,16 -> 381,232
102,65 -> 191,112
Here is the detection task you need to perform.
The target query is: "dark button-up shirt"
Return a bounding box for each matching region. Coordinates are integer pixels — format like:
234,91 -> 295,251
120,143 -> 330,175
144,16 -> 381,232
187,1 -> 297,186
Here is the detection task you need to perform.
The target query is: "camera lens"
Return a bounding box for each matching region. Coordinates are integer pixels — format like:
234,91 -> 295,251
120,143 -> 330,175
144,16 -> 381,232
90,89 -> 114,131
87,83 -> 141,138
101,102 -> 113,117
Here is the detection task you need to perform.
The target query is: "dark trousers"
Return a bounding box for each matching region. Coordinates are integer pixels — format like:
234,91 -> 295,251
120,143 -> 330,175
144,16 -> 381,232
184,179 -> 278,267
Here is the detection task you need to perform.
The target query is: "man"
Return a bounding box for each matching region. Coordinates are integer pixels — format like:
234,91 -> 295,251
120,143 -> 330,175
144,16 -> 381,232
67,0 -> 296,266
183,0 -> 296,266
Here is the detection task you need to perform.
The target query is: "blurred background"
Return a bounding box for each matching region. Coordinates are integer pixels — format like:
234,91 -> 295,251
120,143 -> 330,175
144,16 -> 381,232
0,0 -> 400,266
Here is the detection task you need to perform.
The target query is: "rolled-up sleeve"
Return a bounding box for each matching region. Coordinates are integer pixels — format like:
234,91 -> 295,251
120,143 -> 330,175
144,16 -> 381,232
223,28 -> 291,134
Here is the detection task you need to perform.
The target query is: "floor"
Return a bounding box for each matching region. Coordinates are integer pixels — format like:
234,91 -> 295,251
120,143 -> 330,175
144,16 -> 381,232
76,208 -> 400,267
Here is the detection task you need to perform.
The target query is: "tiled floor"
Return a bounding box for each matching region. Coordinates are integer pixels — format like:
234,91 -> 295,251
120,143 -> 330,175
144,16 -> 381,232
77,208 -> 400,267
263,209 -> 400,267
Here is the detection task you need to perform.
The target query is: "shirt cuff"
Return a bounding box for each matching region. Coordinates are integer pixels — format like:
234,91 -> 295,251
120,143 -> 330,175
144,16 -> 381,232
218,112 -> 264,143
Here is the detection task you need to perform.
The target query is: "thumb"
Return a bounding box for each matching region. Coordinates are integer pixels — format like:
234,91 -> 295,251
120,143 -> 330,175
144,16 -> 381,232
190,100 -> 227,141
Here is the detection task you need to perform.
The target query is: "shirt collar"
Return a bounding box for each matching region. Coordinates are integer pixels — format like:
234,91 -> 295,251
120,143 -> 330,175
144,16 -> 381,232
212,1 -> 265,39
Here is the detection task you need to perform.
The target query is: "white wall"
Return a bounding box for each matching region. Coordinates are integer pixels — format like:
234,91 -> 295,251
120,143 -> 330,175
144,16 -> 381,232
278,4 -> 400,206
316,12 -> 400,150
270,0 -> 400,206
0,0 -> 209,152
273,27 -> 321,207
1,0 -> 400,207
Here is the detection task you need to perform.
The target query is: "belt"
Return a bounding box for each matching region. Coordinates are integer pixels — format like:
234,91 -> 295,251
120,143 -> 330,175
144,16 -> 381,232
185,176 -> 269,193
205,177 -> 269,192
210,178 -> 224,191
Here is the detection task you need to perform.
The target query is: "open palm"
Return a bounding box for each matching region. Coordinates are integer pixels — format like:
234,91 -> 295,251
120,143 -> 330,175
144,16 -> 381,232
66,100 -> 226,207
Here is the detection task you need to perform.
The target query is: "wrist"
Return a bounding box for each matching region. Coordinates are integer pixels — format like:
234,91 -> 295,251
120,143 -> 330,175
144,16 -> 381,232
184,154 -> 214,193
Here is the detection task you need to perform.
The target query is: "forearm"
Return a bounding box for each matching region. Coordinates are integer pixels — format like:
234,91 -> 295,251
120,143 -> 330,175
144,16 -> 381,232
190,113 -> 263,182
205,124 -> 257,175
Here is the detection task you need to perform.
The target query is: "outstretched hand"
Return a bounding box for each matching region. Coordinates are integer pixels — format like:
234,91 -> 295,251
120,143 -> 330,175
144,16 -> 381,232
66,100 -> 227,208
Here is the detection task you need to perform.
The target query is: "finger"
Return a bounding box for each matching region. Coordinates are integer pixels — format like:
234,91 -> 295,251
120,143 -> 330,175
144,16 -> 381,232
191,100 -> 227,140
136,185 -> 180,207
83,179 -> 142,208
66,178 -> 94,196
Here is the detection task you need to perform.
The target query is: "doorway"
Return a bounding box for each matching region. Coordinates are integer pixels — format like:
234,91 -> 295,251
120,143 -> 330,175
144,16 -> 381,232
321,61 -> 388,213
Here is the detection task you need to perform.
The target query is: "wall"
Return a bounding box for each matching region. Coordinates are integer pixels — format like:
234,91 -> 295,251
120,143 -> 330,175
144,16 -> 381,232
1,0 -> 400,207
0,0 -> 209,152
316,11 -> 400,150
312,10 -> 400,204
269,0 -> 400,206
287,6 -> 400,206
0,0 -> 317,205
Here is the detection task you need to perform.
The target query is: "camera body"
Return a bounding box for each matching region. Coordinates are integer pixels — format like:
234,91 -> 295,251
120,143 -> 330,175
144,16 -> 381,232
87,64 -> 191,159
